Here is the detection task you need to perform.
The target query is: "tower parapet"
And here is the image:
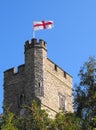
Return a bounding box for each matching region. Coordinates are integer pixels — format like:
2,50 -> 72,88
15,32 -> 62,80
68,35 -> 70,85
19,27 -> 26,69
4,68 -> 15,78
4,64 -> 25,79
24,38 -> 47,52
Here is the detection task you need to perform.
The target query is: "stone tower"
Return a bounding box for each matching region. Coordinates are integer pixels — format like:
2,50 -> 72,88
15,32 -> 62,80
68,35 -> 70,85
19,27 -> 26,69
24,39 -> 47,105
4,38 -> 74,117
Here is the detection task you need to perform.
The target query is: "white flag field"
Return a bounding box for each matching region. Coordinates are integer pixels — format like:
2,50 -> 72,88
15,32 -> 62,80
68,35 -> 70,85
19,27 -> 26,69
33,20 -> 54,31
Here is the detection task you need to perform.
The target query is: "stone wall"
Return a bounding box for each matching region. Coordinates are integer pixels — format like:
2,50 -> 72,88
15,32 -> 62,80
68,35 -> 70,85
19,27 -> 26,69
41,58 -> 73,117
4,65 -> 25,114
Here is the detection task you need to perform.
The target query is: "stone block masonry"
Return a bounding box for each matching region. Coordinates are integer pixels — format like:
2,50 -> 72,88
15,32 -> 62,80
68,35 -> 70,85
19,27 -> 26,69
4,38 -> 74,117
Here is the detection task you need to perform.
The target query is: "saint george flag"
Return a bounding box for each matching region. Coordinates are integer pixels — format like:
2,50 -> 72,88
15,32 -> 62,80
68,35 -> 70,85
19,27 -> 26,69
33,20 -> 54,31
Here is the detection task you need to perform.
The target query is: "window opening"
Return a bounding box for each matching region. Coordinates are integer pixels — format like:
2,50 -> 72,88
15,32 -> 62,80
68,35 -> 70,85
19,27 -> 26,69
64,71 -> 66,78
54,64 -> 57,71
35,82 -> 44,96
59,93 -> 66,111
20,94 -> 25,107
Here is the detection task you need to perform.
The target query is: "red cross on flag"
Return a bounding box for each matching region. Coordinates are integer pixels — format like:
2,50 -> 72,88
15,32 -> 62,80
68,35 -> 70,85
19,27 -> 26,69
33,20 -> 54,31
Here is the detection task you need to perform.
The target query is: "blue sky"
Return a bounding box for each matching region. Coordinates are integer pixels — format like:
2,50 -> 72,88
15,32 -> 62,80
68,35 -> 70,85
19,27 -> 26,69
0,0 -> 96,113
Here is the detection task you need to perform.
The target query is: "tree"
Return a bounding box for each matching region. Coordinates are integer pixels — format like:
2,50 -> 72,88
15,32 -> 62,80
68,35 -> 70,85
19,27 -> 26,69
1,111 -> 18,130
52,112 -> 82,130
74,57 -> 96,129
0,100 -> 83,129
16,100 -> 53,130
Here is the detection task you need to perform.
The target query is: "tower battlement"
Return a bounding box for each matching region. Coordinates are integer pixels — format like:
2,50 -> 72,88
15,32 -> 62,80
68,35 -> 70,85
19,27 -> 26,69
47,58 -> 72,86
25,38 -> 47,52
4,64 -> 25,78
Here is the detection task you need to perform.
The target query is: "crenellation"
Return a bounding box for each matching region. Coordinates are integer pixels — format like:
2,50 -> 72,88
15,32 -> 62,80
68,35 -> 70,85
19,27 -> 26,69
24,40 -> 33,51
39,39 -> 47,48
25,38 -> 47,53
31,38 -> 37,44
46,58 -> 72,84
4,68 -> 16,78
4,64 -> 25,79
18,64 -> 25,73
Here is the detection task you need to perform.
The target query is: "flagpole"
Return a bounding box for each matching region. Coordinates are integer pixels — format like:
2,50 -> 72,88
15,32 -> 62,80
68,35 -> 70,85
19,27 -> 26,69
33,21 -> 35,38
33,31 -> 35,38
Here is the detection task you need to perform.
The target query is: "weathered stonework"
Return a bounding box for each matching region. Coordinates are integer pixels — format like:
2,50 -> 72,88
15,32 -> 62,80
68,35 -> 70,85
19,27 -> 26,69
4,38 -> 74,117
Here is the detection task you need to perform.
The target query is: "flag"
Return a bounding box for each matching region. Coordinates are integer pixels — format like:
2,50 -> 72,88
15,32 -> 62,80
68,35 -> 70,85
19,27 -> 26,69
33,20 -> 54,31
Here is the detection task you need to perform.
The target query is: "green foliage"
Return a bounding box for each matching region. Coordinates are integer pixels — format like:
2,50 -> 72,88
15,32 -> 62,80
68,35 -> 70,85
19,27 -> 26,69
0,100 -> 83,130
74,57 -> 96,129
1,111 -> 18,130
52,112 -> 82,130
19,100 -> 52,130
